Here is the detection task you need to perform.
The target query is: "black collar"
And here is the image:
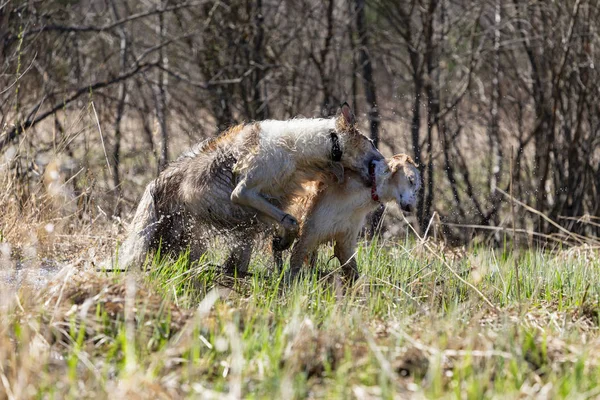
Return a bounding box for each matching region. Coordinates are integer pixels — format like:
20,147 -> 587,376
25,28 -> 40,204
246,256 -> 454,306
330,131 -> 342,162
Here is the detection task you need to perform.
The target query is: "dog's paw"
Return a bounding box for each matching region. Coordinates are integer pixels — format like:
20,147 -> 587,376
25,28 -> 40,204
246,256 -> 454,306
341,265 -> 360,285
273,234 -> 294,252
280,214 -> 299,235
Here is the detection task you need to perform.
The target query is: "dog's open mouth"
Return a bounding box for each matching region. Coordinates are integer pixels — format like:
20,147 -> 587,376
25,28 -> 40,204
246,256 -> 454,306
369,161 -> 379,202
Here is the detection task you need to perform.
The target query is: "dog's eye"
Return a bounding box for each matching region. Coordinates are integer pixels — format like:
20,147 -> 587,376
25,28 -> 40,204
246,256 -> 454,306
408,177 -> 415,186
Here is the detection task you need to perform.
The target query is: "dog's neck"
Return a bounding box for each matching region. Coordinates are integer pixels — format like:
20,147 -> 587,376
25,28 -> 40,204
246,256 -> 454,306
374,173 -> 395,203
340,169 -> 394,207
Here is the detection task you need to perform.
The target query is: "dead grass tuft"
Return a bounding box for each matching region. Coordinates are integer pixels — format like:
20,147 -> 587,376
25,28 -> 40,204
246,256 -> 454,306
282,318 -> 348,378
42,268 -> 191,346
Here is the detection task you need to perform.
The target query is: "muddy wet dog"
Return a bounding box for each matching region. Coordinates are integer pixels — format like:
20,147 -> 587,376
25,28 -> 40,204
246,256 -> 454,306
110,104 -> 384,273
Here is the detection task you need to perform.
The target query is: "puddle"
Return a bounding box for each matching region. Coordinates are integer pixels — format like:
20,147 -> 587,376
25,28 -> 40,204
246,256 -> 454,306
0,258 -> 63,292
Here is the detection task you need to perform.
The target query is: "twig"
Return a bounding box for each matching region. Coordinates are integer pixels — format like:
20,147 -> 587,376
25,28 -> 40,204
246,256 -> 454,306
510,146 -> 520,302
403,215 -> 499,311
0,52 -> 37,95
439,222 -> 581,245
558,215 -> 600,229
91,101 -> 113,177
497,188 -> 587,245
0,363 -> 15,400
0,62 -> 157,152
10,1 -> 208,39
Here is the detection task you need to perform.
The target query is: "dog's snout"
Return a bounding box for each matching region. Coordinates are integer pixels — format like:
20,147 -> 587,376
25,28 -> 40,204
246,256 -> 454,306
367,155 -> 385,171
372,152 -> 385,162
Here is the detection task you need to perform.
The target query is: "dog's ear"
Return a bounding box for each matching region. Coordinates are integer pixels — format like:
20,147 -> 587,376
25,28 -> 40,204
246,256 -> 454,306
328,161 -> 345,183
388,154 -> 408,174
337,102 -> 356,127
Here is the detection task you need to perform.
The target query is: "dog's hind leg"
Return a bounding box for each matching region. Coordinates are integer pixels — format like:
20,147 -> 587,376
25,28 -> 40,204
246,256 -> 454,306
222,239 -> 253,277
271,219 -> 297,272
182,224 -> 208,266
188,241 -> 207,265
106,181 -> 160,270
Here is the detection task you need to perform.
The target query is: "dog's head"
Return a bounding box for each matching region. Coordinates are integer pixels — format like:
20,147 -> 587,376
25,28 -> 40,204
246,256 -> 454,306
332,103 -> 384,186
379,154 -> 421,213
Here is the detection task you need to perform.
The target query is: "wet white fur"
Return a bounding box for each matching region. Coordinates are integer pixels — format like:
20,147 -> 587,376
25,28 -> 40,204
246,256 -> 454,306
235,118 -> 340,198
108,113 -> 383,272
232,116 -> 381,230
259,119 -> 336,160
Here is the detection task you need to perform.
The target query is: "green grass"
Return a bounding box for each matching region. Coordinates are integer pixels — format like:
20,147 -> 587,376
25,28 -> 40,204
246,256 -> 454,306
1,239 -> 600,399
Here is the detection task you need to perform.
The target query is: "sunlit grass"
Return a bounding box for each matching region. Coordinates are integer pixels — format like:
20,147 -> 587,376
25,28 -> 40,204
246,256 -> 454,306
1,240 -> 599,398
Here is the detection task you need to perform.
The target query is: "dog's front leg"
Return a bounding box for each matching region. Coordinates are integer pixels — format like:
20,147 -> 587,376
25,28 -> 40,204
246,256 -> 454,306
288,230 -> 320,280
231,179 -> 299,239
334,233 -> 359,283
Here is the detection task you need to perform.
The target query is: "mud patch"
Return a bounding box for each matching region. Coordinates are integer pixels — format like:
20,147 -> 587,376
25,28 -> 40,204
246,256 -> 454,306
0,258 -> 62,293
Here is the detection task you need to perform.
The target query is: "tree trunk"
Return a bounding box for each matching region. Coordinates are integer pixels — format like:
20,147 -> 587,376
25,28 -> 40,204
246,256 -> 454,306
482,0 -> 503,227
252,0 -> 268,120
110,0 -> 128,216
421,0 -> 439,233
355,0 -> 383,235
355,0 -> 379,147
320,0 -> 336,116
156,0 -> 169,173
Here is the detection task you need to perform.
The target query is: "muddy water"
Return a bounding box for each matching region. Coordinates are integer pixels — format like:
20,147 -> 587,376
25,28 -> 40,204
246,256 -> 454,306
0,258 -> 63,293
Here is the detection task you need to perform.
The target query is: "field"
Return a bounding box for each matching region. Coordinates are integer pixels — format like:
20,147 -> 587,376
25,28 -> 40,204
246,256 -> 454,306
3,0 -> 600,397
1,227 -> 599,399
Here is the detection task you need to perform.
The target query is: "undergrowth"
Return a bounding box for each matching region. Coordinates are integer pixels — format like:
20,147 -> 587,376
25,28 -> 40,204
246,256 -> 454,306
1,236 -> 599,399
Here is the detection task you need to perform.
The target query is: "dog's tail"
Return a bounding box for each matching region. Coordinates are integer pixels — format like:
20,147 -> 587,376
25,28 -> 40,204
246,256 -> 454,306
102,180 -> 160,271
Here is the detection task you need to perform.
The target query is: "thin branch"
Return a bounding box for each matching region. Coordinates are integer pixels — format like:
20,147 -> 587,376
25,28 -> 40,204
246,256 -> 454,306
18,1 -> 208,37
0,62 -> 157,151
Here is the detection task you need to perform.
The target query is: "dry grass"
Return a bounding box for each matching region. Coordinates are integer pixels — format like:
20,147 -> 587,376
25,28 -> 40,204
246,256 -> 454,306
1,157 -> 600,399
0,220 -> 598,398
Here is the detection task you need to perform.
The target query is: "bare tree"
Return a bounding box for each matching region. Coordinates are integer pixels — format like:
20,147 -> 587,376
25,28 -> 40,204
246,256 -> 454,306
2,0 -> 599,241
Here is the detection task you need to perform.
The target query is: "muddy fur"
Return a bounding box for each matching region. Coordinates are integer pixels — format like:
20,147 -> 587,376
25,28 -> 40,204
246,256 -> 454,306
110,105 -> 384,273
